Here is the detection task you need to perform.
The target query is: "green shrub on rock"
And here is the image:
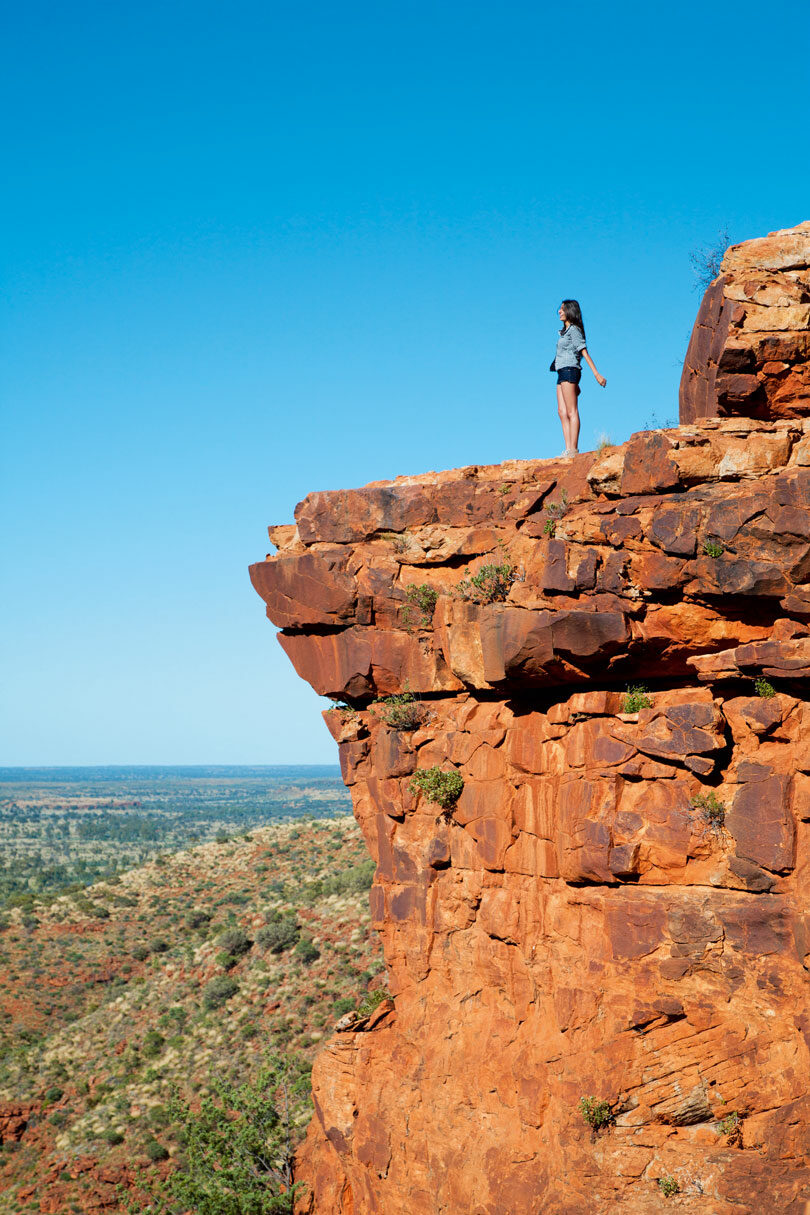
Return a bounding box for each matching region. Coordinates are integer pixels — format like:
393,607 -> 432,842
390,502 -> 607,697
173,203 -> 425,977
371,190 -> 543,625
358,988 -> 389,1017
457,561 -> 516,604
717,1109 -> 742,1141
690,790 -> 725,826
372,690 -> 423,730
542,489 -> 569,538
621,684 -> 652,713
409,768 -> 464,810
578,1095 -> 613,1131
401,584 -> 439,629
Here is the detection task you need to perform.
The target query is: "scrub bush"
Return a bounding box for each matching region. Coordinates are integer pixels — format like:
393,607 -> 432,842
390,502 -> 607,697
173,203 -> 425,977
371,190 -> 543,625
409,768 -> 464,810
578,1095 -> 613,1131
690,791 -> 725,827
402,584 -> 438,629
256,917 -> 300,954
294,938 -> 320,965
202,975 -> 239,1010
217,928 -> 252,958
621,685 -> 652,713
372,690 -> 423,730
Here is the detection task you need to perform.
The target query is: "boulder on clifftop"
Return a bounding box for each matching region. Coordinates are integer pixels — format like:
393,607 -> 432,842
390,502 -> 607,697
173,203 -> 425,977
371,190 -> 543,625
680,220 -> 810,423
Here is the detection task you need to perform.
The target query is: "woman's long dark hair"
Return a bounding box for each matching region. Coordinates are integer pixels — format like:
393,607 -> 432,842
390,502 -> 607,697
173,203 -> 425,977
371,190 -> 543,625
560,299 -> 586,340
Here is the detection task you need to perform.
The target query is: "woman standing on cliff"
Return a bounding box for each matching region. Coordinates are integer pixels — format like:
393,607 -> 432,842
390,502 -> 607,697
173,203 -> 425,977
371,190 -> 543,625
552,299 -> 606,456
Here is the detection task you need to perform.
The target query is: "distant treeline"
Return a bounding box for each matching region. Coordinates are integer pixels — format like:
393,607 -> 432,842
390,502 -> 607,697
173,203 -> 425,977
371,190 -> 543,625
0,768 -> 351,909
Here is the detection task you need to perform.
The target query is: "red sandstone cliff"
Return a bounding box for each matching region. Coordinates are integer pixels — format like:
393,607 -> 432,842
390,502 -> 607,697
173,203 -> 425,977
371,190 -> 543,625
252,225 -> 810,1213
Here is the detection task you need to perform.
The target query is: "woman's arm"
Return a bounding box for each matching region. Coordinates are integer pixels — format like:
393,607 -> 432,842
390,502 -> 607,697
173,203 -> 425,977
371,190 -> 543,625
582,348 -> 606,387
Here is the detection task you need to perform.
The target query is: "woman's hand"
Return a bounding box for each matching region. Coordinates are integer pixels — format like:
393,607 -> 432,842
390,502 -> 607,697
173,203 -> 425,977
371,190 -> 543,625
582,349 -> 606,388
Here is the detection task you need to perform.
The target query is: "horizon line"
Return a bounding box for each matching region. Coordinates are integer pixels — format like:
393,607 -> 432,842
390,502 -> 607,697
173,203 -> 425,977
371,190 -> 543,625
0,761 -> 341,773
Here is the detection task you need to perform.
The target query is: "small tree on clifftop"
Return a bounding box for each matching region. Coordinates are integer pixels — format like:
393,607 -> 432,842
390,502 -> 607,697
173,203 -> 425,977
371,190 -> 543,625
690,227 -> 730,291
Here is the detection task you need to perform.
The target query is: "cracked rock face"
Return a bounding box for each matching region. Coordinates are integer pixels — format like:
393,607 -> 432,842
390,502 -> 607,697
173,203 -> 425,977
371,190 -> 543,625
252,233 -> 810,1214
680,220 -> 810,423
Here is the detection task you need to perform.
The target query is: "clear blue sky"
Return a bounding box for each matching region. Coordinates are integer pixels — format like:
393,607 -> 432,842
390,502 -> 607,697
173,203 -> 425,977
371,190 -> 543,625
2,0 -> 808,765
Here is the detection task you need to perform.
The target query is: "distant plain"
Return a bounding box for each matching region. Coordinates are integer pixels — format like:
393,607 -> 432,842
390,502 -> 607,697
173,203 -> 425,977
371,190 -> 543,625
0,768 -> 379,1213
0,765 -> 350,906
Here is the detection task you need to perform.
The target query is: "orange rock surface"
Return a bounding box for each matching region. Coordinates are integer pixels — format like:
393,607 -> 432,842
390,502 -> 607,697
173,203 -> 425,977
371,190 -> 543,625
680,220 -> 810,423
252,232 -> 810,1213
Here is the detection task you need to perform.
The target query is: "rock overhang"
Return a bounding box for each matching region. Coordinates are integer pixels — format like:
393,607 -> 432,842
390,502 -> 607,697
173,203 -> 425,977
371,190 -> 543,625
251,416 -> 810,701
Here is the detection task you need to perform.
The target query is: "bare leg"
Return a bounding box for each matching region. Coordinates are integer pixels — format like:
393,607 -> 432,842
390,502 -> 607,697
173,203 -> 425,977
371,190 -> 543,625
560,382 -> 580,452
556,384 -> 571,451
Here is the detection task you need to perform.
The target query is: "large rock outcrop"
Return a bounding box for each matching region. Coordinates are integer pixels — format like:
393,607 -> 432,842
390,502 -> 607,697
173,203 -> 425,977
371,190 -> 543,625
252,229 -> 810,1213
680,220 -> 810,423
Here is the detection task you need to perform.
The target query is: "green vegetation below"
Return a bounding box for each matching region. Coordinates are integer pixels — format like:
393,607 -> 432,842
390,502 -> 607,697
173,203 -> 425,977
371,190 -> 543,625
0,810 -> 386,1215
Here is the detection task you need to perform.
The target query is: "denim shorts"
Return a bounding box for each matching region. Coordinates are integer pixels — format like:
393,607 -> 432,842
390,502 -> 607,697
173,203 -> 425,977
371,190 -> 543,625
557,367 -> 581,385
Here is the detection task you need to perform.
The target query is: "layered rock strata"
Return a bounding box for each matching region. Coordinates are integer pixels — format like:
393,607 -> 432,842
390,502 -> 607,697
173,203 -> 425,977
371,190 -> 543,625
680,220 -> 810,423
252,413 -> 810,1213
